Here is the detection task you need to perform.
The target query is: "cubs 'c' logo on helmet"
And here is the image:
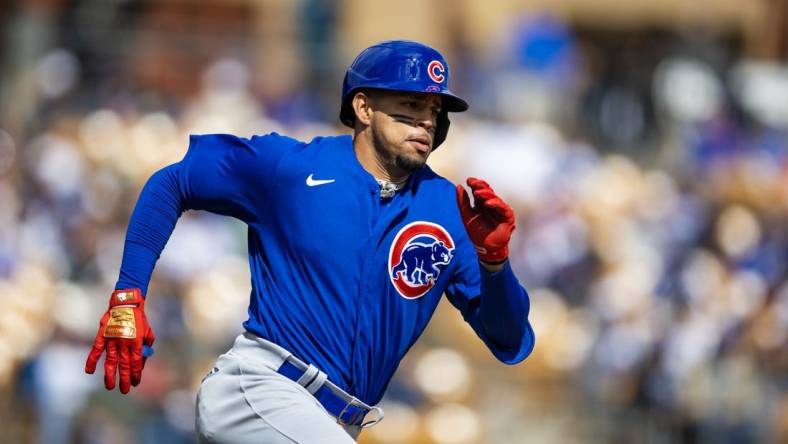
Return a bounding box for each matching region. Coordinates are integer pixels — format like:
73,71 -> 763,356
428,60 -> 445,83
389,221 -> 455,299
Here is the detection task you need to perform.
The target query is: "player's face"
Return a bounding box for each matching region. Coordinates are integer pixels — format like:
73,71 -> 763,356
368,91 -> 443,175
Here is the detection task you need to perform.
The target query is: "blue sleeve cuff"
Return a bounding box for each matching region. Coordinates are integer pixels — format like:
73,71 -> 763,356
479,259 -> 511,278
485,323 -> 536,365
477,260 -> 536,365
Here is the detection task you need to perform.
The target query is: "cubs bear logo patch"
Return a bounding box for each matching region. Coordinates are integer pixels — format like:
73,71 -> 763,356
389,221 -> 455,299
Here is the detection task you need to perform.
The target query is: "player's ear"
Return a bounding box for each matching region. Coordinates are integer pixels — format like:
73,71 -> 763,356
352,91 -> 374,126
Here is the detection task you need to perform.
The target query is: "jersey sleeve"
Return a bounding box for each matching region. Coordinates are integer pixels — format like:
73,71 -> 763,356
445,231 -> 536,364
115,132 -> 295,295
177,133 -> 296,221
115,164 -> 183,295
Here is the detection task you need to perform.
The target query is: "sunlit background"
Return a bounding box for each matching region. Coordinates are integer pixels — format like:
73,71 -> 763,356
1,1 -> 787,443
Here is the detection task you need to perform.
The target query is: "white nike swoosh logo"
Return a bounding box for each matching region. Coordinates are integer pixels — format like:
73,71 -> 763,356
306,174 -> 335,187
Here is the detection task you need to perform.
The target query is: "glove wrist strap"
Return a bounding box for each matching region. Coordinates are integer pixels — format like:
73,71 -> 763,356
109,288 -> 144,308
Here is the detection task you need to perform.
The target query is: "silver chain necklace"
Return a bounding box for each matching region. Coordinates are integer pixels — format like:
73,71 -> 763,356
376,177 -> 407,198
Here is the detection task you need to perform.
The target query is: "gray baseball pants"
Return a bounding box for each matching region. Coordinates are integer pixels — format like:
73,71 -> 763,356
195,333 -> 360,443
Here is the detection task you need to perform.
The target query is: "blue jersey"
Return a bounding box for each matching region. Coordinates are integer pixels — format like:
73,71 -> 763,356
116,133 -> 535,405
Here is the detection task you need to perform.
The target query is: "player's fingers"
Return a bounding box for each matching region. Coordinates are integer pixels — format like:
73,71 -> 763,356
104,340 -> 118,390
86,313 -> 110,374
118,343 -> 132,394
131,343 -> 143,387
143,326 -> 156,347
467,177 -> 491,191
455,184 -> 476,222
465,177 -> 499,210
483,197 -> 515,221
471,187 -> 496,204
141,325 -> 156,370
85,332 -> 106,374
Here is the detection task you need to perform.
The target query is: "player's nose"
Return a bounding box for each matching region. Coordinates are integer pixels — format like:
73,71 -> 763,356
414,113 -> 436,135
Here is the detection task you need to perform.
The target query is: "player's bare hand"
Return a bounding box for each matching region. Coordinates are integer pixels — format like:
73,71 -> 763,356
85,289 -> 155,394
456,177 -> 515,264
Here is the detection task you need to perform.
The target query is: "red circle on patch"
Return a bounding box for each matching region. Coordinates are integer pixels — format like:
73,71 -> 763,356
388,221 -> 455,299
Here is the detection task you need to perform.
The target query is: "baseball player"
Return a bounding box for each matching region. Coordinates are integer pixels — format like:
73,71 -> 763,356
85,40 -> 535,443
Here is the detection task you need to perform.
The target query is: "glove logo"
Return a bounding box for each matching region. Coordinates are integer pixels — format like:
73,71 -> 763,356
428,60 -> 445,83
389,221 -> 454,299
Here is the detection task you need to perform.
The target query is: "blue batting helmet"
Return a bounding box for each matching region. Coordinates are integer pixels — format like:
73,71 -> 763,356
340,40 -> 469,148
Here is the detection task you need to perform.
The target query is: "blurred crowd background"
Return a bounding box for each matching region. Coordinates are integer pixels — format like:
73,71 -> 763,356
1,1 -> 787,443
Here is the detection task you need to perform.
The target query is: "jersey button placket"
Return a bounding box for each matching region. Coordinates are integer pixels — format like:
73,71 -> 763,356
349,186 -> 381,397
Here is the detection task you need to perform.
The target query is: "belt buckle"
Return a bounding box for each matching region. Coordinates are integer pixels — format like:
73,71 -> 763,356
337,397 -> 384,428
360,406 -> 384,428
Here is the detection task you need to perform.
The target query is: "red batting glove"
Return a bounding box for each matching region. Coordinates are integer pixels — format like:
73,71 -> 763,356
456,177 -> 516,263
85,289 -> 155,394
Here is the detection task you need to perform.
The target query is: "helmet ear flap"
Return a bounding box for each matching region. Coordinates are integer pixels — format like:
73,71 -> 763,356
340,99 -> 354,128
340,71 -> 356,127
433,110 -> 450,149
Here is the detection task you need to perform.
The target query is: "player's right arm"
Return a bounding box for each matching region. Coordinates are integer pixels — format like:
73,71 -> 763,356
85,133 -> 294,393
114,133 -> 293,294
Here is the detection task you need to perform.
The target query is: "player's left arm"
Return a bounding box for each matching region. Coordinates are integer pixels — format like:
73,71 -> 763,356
446,177 -> 535,364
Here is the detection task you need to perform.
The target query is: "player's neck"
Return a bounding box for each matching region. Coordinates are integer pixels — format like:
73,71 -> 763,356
353,135 -> 410,182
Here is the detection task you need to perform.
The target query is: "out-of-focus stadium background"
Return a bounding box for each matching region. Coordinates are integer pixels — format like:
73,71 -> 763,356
1,1 -> 787,443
